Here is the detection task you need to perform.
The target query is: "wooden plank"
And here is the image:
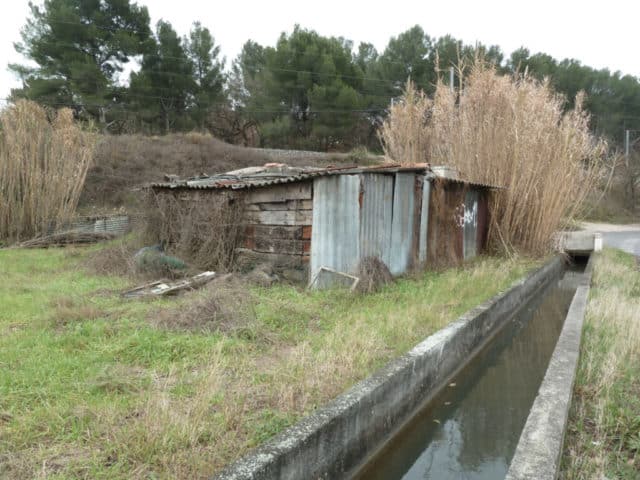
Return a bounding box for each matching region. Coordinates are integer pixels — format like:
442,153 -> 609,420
235,248 -> 306,269
253,238 -> 311,255
245,209 -> 312,226
245,183 -> 312,204
245,225 -> 305,240
244,200 -> 313,212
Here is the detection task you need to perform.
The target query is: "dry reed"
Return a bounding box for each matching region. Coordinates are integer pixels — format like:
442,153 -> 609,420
354,256 -> 393,294
377,80 -> 432,165
379,65 -> 607,254
0,100 -> 95,244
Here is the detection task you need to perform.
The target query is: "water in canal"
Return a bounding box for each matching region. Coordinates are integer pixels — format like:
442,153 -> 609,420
354,269 -> 582,480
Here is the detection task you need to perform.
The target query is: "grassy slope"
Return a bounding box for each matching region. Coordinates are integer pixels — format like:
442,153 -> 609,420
561,249 -> 640,479
81,133 -> 377,209
0,247 -> 536,479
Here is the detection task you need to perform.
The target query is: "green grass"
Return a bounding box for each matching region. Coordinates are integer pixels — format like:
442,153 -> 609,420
0,246 -> 538,479
561,248 -> 640,479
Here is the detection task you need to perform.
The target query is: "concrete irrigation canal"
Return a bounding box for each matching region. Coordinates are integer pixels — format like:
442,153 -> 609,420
353,261 -> 587,480
217,254 -> 592,480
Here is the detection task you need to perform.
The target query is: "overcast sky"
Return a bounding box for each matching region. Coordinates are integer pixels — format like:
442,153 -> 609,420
1,0 -> 638,100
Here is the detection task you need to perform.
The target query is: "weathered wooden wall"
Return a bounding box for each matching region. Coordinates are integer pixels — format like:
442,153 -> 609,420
236,182 -> 313,282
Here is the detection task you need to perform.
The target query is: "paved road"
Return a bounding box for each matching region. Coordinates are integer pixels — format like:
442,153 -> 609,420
580,222 -> 640,256
601,231 -> 640,256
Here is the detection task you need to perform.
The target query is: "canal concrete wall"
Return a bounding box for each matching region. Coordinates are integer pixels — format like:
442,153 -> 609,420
506,258 -> 592,480
215,257 -> 565,480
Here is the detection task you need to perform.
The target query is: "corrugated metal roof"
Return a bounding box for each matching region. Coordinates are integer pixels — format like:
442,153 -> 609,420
149,163 -> 504,191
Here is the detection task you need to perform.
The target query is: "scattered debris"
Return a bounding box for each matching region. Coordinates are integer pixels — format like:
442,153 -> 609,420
134,244 -> 187,274
246,263 -> 280,287
121,271 -> 216,298
308,266 -> 360,290
18,231 -> 115,248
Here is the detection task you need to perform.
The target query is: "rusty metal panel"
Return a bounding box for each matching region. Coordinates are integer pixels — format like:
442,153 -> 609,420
359,173 -> 394,267
418,179 -> 431,264
389,173 -> 416,275
476,191 -> 489,253
463,189 -> 479,259
311,175 -> 361,285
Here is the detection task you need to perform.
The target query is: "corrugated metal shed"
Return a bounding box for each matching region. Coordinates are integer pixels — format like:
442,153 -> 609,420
150,162 -> 503,286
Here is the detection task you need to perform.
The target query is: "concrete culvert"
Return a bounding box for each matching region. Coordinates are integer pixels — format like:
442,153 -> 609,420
355,256 -> 393,294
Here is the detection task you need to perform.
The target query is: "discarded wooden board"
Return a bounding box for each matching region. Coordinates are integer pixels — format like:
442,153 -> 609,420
18,231 -> 116,248
121,271 -> 216,298
307,266 -> 360,291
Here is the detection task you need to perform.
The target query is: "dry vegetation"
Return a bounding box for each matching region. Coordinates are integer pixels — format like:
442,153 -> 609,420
379,66 -> 607,254
0,100 -> 95,244
152,275 -> 256,334
81,132 -> 372,208
354,256 -> 393,294
377,80 -> 432,165
144,190 -> 245,272
561,249 -> 640,479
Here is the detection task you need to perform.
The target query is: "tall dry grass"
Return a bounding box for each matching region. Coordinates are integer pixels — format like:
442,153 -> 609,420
377,80 -> 432,165
561,249 -> 640,478
0,100 -> 95,243
379,65 -> 606,254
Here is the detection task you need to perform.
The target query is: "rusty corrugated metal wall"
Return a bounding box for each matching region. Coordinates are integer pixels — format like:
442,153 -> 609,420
476,191 -> 490,254
310,174 -> 492,286
311,172 -> 425,284
426,180 -> 491,265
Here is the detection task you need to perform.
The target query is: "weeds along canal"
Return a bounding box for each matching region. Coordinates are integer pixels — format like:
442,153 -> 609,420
353,260 -> 586,480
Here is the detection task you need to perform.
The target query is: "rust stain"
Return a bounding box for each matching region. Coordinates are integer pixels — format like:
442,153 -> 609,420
301,225 -> 312,240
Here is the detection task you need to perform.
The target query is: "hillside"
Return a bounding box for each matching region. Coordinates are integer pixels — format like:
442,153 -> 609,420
80,133 -> 381,208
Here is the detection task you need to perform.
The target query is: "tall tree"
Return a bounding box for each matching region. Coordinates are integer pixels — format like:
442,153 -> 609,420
186,21 -> 225,128
375,25 -> 434,96
235,26 -> 367,150
10,0 -> 152,128
130,20 -> 193,133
